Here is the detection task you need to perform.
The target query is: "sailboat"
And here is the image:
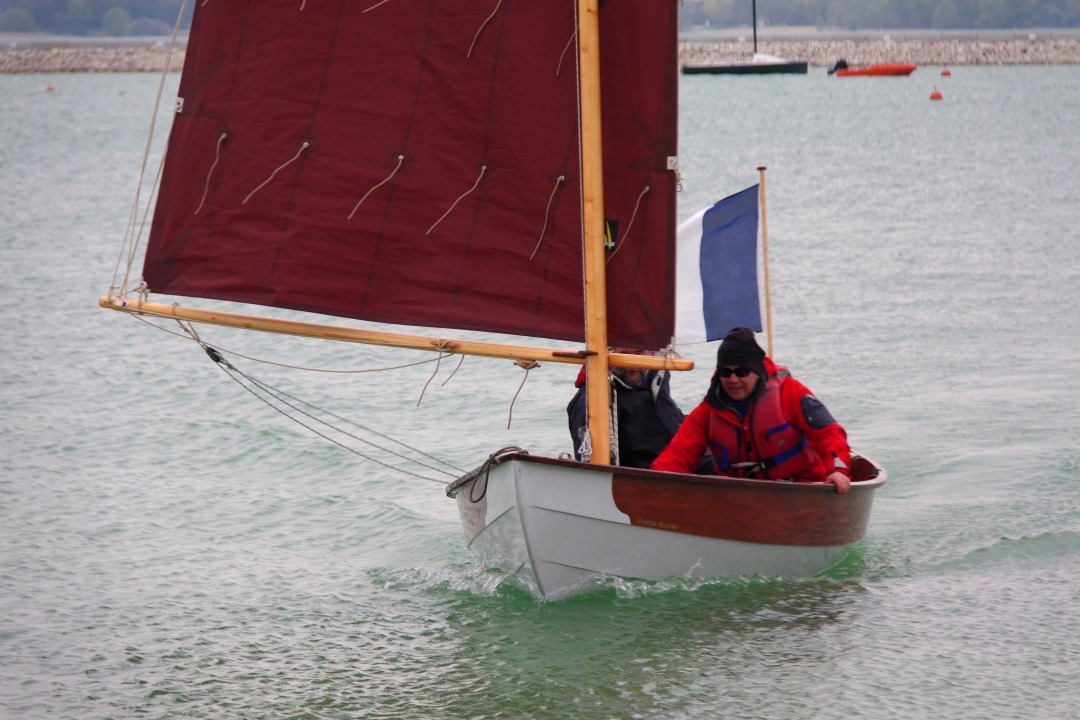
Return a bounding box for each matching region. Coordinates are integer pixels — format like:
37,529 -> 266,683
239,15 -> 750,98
682,0 -> 808,76
101,0 -> 883,601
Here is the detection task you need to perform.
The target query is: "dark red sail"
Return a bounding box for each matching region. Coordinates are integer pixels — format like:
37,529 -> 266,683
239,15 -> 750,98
143,0 -> 677,348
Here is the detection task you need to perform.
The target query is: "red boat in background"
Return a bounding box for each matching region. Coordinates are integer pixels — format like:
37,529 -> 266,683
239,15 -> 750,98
828,59 -> 917,76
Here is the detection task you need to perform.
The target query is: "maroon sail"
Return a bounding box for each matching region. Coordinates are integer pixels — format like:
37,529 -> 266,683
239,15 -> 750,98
143,0 -> 677,348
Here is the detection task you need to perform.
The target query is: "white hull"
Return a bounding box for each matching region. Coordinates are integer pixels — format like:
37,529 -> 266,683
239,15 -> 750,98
450,454 -> 884,601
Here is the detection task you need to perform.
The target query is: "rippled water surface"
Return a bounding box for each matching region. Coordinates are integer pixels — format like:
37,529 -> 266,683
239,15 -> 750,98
2,65 -> 1079,718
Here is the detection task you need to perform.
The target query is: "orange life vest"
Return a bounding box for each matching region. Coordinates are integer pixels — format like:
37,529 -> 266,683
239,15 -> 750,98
706,373 -> 822,480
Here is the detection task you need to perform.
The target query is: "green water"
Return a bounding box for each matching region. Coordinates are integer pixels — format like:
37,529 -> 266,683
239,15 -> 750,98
2,65 -> 1079,718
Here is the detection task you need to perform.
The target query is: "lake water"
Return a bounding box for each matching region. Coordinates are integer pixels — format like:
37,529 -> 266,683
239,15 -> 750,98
2,65 -> 1079,718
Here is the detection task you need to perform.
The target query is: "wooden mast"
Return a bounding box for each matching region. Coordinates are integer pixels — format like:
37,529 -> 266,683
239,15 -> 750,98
752,0 -> 759,55
577,0 -> 611,465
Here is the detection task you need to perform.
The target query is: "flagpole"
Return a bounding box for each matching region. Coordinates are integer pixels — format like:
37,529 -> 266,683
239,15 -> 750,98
757,166 -> 774,357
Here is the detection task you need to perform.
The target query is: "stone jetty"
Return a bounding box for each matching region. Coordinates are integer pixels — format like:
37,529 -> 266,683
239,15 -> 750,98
0,46 -> 184,74
2,38 -> 1079,74
682,38 -> 1080,68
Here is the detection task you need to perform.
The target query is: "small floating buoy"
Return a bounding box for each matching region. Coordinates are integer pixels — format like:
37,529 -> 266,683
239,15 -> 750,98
45,85 -> 56,92
941,68 -> 952,77
930,88 -> 944,101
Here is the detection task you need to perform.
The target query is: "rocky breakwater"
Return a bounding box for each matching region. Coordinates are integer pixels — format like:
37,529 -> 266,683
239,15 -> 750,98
0,46 -> 184,73
2,38 -> 1079,73
681,38 -> 1080,68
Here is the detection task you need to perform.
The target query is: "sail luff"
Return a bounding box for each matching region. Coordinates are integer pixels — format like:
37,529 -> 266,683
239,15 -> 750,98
577,0 -> 611,466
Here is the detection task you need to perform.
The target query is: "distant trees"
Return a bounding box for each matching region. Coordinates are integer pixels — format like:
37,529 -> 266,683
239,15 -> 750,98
0,0 -> 192,35
680,0 -> 1080,30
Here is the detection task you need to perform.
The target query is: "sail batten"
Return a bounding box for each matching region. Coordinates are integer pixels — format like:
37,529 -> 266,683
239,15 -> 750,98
143,0 -> 677,348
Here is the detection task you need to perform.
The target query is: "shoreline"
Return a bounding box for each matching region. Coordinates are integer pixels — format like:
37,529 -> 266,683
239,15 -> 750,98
2,36 -> 1079,74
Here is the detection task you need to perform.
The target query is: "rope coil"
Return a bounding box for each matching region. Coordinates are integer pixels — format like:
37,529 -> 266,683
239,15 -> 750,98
446,446 -> 528,501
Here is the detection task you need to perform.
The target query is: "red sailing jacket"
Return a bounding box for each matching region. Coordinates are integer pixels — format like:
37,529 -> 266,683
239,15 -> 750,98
650,358 -> 851,482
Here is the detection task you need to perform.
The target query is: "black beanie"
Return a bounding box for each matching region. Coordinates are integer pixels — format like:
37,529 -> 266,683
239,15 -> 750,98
716,327 -> 766,375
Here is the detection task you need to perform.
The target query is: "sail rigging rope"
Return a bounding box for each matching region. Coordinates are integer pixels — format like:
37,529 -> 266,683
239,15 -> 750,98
193,339 -> 465,484
126,314 -> 469,483
426,166 -> 487,235
416,341 -> 458,407
530,175 -> 566,261
468,0 -> 504,58
242,142 -> 310,205
605,185 -> 651,265
194,132 -> 228,215
128,315 -> 539,484
363,0 -> 394,12
109,0 -> 187,298
507,360 -> 539,429
348,154 -> 404,220
556,30 -> 576,77
128,314 -> 447,375
440,354 -> 466,387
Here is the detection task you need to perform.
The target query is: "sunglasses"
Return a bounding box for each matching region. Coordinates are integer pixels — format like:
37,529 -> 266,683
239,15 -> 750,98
719,366 -> 755,378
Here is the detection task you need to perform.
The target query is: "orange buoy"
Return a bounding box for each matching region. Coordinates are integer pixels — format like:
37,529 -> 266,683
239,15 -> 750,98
941,68 -> 952,77
45,85 -> 56,92
930,88 -> 944,101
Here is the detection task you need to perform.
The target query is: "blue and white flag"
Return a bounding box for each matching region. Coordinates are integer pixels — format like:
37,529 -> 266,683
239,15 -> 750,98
674,185 -> 763,344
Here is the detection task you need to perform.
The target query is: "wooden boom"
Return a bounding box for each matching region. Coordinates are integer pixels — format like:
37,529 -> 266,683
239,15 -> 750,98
99,296 -> 694,372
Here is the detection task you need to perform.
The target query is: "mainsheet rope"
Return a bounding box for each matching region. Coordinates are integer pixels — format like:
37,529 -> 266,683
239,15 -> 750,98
175,321 -> 466,483
129,313 -> 447,375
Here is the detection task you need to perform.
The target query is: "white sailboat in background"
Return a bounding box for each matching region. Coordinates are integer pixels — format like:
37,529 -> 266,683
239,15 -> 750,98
682,0 -> 809,75
102,0 -> 882,601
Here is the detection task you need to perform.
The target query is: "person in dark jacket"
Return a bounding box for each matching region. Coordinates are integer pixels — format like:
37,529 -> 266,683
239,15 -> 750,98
567,348 -> 690,469
651,327 -> 852,493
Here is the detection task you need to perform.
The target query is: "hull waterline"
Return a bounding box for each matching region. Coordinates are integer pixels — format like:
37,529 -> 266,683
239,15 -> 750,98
450,454 -> 885,600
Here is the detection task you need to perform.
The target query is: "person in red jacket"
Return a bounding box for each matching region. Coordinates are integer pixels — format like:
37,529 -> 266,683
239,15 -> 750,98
651,327 -> 852,493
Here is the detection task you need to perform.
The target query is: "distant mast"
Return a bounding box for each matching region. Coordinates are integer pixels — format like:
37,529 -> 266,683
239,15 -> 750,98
752,0 -> 758,55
